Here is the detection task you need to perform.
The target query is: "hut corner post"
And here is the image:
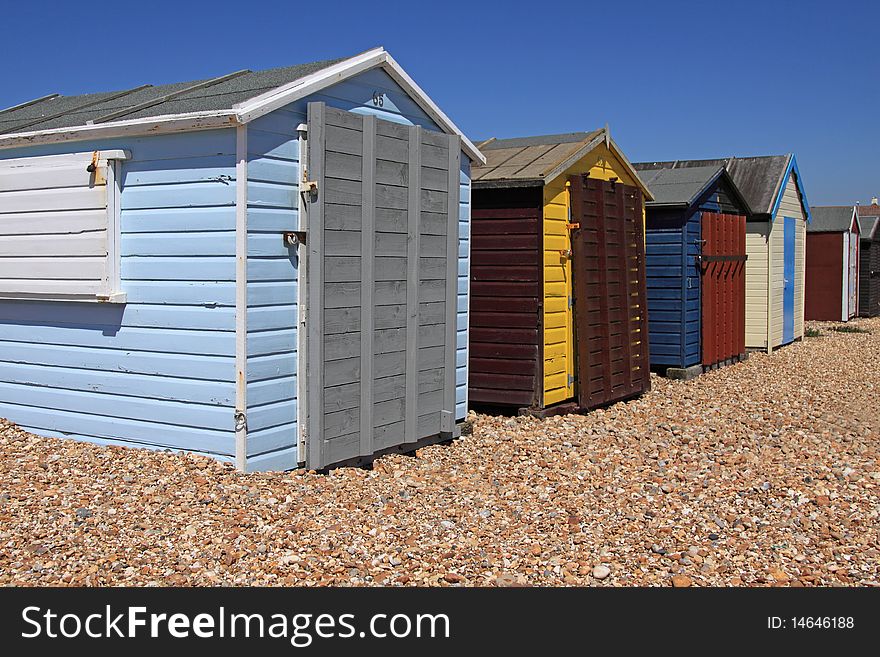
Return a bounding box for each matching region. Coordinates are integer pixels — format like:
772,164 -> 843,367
235,124 -> 248,471
441,137 -> 461,438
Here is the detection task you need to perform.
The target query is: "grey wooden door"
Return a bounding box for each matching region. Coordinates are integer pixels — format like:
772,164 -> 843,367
305,102 -> 460,469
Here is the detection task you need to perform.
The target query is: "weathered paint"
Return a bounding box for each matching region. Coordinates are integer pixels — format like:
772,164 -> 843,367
0,65 -> 474,472
242,68 -> 472,471
542,142 -> 644,406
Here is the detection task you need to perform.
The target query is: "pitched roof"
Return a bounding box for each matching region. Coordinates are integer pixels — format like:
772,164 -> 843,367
808,206 -> 858,233
473,131 -> 604,184
635,165 -> 750,213
0,48 -> 485,163
634,154 -> 808,219
0,60 -> 344,134
472,130 -> 652,198
860,216 -> 879,241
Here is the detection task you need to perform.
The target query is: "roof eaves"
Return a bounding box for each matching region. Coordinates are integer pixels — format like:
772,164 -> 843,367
471,177 -> 544,189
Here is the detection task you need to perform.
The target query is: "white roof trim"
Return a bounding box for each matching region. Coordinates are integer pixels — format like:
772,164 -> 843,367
234,48 -> 483,163
0,110 -> 239,149
0,48 -> 485,163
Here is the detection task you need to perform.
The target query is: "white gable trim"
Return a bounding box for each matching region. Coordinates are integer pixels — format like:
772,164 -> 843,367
0,48 -> 485,163
234,48 -> 484,164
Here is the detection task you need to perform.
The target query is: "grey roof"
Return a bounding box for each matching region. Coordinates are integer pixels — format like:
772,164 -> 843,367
634,155 -> 792,216
636,165 -> 726,206
473,131 -> 603,185
0,58 -> 344,135
860,216 -> 879,241
808,206 -> 856,233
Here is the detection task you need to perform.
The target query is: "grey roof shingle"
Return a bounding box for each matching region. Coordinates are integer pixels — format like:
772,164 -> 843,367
472,131 -> 603,185
634,155 -> 792,216
0,58 -> 344,135
636,165 -> 726,206
808,206 -> 857,233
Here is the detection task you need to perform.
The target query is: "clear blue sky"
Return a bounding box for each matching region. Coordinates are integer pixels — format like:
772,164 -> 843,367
2,0 -> 878,204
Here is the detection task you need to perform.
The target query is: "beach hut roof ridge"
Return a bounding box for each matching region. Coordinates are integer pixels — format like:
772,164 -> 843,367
0,47 -> 485,163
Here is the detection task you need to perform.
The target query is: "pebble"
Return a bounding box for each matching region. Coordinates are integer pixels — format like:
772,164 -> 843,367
0,318 -> 877,587
671,575 -> 693,588
592,565 -> 611,580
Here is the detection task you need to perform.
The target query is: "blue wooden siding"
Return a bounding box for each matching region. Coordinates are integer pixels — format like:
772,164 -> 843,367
645,183 -> 744,369
245,67 -> 472,471
645,211 -> 689,368
0,129 -> 239,462
0,67 -> 472,472
243,110 -> 300,472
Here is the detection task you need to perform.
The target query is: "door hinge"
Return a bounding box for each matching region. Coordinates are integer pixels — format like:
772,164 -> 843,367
568,374 -> 574,386
568,295 -> 573,309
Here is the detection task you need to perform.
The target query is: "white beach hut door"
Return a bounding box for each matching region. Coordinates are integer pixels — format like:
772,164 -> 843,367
304,102 -> 460,469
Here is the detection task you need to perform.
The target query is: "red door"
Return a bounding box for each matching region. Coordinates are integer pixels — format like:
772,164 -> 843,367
701,212 -> 747,367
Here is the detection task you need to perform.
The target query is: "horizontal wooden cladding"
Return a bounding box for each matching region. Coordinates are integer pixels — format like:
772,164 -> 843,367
468,187 -> 542,407
570,175 -> 650,409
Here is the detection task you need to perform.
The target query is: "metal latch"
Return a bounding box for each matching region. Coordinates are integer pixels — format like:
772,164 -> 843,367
283,231 -> 307,247
299,180 -> 318,194
559,249 -> 572,259
566,223 -> 580,230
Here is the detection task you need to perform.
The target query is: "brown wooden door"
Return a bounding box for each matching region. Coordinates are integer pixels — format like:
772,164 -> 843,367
700,212 -> 747,367
569,176 -> 650,409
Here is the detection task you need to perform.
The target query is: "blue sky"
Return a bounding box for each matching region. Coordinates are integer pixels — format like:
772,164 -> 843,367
2,0 -> 878,204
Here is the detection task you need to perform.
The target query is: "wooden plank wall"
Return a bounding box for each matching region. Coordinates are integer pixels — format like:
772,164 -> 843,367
242,110 -> 301,471
243,68 -> 472,471
644,209 -> 689,368
0,130 -> 240,462
804,232 -> 844,321
307,104 -> 457,469
745,222 -> 770,349
541,143 -> 645,407
700,212 -> 747,366
469,186 -> 542,407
